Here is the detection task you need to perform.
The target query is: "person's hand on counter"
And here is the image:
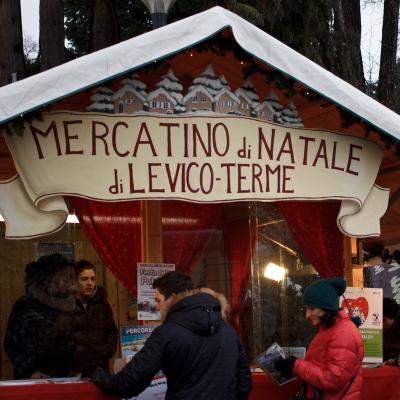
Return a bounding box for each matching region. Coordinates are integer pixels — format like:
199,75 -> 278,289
30,371 -> 50,379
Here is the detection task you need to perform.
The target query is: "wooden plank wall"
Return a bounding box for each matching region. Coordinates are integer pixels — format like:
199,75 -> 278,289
0,222 -> 127,380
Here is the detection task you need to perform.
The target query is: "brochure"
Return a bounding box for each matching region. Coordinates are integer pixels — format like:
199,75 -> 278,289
253,342 -> 298,385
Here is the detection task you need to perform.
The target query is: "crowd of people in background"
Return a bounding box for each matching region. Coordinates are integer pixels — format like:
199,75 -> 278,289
3,254 -> 400,400
4,253 -> 117,379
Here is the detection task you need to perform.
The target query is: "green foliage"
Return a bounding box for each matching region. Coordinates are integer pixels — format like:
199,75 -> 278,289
63,0 -> 151,57
169,0 -> 264,26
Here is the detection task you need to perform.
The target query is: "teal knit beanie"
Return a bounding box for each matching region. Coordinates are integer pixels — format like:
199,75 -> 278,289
303,277 -> 346,311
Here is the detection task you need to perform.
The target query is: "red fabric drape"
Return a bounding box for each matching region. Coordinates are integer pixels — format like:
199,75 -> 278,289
67,197 -> 141,293
224,218 -> 254,317
224,217 -> 255,346
277,201 -> 344,277
161,201 -> 222,275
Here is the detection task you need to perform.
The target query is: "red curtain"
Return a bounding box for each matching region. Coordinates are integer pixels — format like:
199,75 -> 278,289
277,200 -> 344,277
161,201 -> 222,275
67,197 -> 141,293
224,218 -> 254,318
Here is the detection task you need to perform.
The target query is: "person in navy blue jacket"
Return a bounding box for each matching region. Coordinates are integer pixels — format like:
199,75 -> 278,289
92,271 -> 252,399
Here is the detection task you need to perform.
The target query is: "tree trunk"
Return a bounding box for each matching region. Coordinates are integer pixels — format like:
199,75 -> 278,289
333,0 -> 365,91
377,0 -> 400,109
92,0 -> 119,51
0,0 -> 25,86
40,0 -> 65,71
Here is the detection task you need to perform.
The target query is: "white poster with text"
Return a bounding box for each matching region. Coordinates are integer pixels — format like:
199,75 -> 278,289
137,262 -> 175,320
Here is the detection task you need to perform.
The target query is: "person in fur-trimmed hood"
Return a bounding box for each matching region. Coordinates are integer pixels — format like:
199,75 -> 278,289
92,271 -> 252,400
4,253 -> 76,379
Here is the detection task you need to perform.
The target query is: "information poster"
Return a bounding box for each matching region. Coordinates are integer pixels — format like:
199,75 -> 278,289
120,325 -> 166,400
121,325 -> 159,357
35,242 -> 74,261
137,263 -> 175,320
340,287 -> 383,363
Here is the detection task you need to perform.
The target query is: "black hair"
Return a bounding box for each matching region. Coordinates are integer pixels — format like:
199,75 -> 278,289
383,297 -> 399,319
152,271 -> 193,299
75,259 -> 96,276
320,309 -> 339,328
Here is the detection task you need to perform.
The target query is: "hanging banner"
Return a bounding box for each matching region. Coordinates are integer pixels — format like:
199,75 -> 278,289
0,111 -> 388,238
137,262 -> 175,321
341,287 -> 383,363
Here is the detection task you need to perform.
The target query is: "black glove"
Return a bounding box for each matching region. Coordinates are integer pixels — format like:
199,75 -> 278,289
274,356 -> 297,376
91,368 -> 114,393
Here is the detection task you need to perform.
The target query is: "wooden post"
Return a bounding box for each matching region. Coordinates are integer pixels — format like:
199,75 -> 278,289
141,201 -> 163,263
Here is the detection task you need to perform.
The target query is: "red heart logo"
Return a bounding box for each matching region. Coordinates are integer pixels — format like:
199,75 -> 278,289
340,296 -> 369,324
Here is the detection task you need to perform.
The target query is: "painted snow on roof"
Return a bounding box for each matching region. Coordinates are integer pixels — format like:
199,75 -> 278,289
183,85 -> 214,102
214,87 -> 240,103
147,87 -> 179,105
113,85 -> 147,103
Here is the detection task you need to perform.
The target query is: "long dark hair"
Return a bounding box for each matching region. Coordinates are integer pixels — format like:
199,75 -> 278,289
320,309 -> 339,328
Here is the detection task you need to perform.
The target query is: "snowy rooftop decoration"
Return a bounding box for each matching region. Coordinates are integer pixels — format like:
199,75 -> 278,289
214,87 -> 240,103
153,68 -> 185,112
147,87 -> 179,105
183,85 -> 214,102
0,6 -> 399,140
113,86 -> 147,103
113,73 -> 148,103
119,73 -> 147,97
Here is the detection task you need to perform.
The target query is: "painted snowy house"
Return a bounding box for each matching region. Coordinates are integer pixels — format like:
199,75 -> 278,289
281,101 -> 304,128
86,86 -> 114,113
254,90 -> 283,122
146,68 -> 185,114
184,64 -> 222,112
183,86 -> 214,112
214,75 -> 240,114
113,73 -> 147,113
235,77 -> 260,117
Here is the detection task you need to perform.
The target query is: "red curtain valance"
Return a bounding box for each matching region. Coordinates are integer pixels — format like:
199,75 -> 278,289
277,200 -> 345,277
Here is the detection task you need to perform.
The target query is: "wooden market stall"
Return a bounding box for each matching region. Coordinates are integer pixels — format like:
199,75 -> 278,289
0,6 -> 400,399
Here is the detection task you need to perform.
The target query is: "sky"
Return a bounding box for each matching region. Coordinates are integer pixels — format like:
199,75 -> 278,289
20,0 -> 384,81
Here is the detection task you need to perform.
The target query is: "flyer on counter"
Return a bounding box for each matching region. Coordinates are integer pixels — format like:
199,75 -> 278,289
340,287 -> 383,363
137,263 -> 175,320
253,342 -> 296,385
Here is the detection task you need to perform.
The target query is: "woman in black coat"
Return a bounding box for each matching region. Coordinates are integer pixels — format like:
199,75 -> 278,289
72,260 -> 118,377
4,254 -> 76,379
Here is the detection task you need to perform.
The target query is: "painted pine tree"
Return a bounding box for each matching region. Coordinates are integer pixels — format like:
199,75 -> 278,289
154,68 -> 185,113
281,101 -> 304,128
120,73 -> 147,98
189,64 -> 222,97
87,86 -> 114,112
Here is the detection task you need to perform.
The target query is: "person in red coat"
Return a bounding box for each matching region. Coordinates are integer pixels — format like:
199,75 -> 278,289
275,277 -> 364,399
